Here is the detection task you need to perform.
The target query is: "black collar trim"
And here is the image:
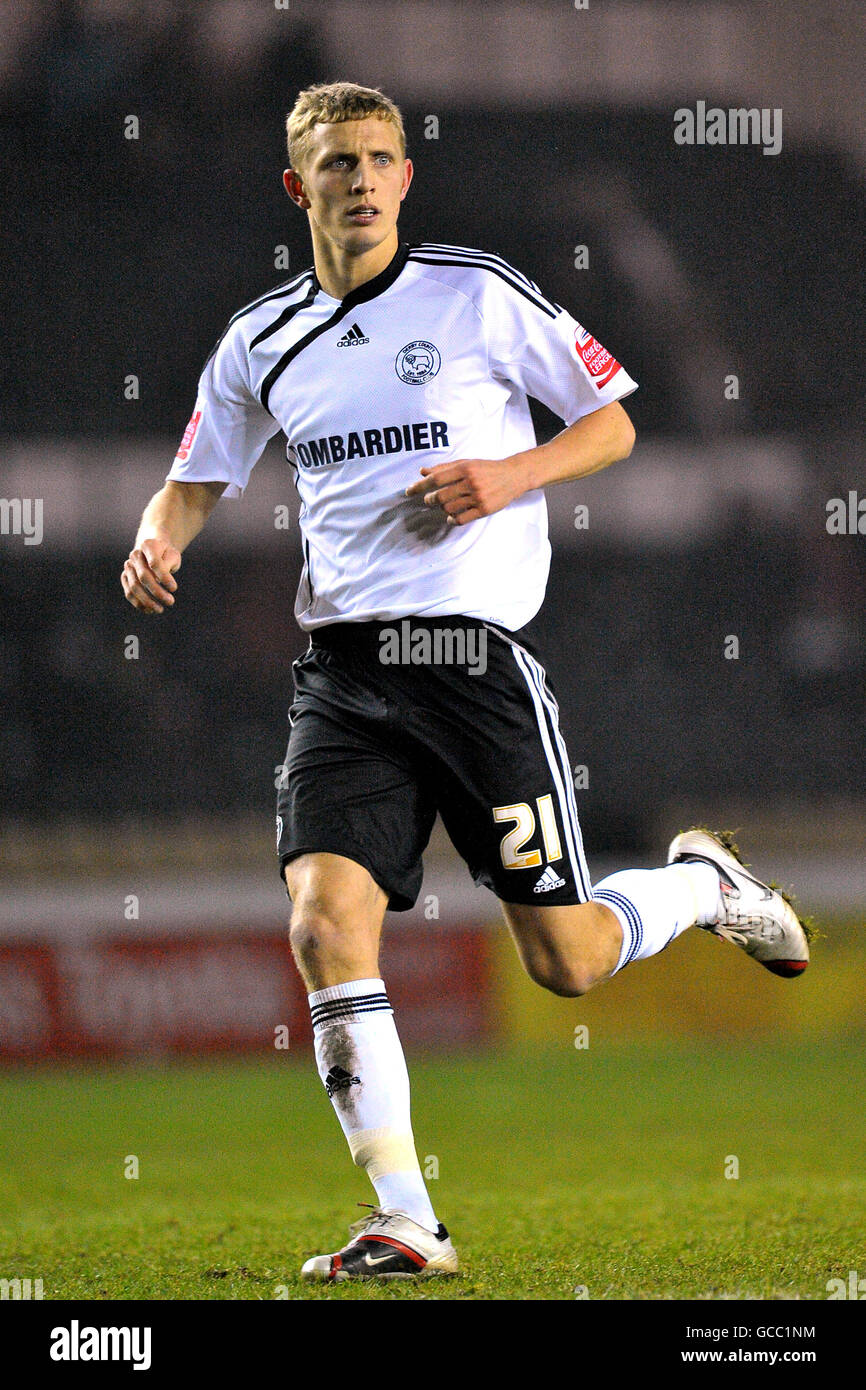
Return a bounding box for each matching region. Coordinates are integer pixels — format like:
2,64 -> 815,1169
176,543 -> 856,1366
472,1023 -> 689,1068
314,241 -> 410,307
260,242 -> 411,412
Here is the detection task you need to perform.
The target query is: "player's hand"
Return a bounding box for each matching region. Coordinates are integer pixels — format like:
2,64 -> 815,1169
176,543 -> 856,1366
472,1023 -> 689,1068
121,537 -> 181,614
405,456 -> 526,526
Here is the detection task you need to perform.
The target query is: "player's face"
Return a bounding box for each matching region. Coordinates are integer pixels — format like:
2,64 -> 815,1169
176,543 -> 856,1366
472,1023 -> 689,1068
285,118 -> 412,257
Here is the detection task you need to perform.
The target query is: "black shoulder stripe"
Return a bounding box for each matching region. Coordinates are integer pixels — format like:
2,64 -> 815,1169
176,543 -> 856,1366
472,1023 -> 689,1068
412,242 -> 538,293
202,271 -> 315,371
227,268 -> 315,330
261,306 -> 351,413
408,248 -> 556,314
249,280 -> 318,351
411,243 -> 549,301
407,253 -> 559,319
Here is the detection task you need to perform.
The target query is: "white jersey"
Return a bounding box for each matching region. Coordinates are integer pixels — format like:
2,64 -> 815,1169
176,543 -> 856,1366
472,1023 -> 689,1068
166,241 -> 637,631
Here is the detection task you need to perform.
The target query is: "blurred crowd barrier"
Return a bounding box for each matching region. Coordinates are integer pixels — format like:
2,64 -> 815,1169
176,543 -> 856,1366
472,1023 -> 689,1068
0,923 -> 492,1061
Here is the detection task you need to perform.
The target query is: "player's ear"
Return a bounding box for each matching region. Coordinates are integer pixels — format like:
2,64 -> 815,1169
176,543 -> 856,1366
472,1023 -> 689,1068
400,158 -> 414,202
283,168 -> 310,209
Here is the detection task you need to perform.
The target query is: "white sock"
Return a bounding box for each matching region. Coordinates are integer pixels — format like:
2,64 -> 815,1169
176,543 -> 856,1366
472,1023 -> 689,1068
308,977 -> 439,1234
593,862 -> 722,973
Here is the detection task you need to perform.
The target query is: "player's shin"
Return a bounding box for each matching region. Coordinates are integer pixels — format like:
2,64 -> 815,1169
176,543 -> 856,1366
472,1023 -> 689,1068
592,863 -> 722,973
308,977 -> 439,1233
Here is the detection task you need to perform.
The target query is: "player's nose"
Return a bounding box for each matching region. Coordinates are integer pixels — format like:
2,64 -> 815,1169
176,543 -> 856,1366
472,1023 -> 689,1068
350,158 -> 376,191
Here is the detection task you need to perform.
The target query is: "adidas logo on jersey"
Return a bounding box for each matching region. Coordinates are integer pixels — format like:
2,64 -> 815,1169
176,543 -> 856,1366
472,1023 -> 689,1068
336,322 -> 369,347
533,865 -> 566,893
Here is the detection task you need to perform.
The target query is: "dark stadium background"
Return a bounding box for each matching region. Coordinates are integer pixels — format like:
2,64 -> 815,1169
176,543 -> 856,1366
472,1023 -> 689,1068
1,1 -> 864,1076
3,0 -> 866,1329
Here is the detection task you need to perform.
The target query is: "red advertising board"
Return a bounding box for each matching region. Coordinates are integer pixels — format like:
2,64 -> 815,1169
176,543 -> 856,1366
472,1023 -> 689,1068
0,927 -> 492,1060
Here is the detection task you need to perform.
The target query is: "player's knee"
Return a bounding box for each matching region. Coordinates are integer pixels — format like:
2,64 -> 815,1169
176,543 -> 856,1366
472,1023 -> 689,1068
288,908 -> 343,973
525,954 -> 599,998
287,890 -> 380,986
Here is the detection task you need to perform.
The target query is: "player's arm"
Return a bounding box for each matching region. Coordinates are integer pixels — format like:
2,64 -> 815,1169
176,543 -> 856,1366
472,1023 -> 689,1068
123,304 -> 280,611
121,479 -> 226,613
518,398 -> 635,487
406,400 -> 635,527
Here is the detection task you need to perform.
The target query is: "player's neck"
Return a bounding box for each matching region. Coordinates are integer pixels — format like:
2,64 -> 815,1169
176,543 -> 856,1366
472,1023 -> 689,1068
312,229 -> 401,302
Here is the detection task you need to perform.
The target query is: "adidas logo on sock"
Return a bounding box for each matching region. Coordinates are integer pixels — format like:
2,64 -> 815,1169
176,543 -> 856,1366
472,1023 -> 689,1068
533,865 -> 567,893
324,1064 -> 361,1098
336,322 -> 369,347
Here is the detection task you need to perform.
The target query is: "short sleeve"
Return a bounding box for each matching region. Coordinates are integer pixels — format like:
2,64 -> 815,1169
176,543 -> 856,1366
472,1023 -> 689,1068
165,321 -> 281,498
480,267 -> 638,425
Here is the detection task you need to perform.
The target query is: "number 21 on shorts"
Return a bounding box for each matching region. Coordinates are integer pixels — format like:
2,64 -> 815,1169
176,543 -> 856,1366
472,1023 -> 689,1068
493,795 -> 563,870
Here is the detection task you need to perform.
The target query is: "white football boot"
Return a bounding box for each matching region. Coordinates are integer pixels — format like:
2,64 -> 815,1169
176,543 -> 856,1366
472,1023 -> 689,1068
668,828 -> 811,978
301,1206 -> 459,1281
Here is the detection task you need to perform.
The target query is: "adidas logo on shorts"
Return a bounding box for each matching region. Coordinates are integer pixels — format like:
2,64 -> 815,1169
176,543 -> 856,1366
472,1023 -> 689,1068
533,865 -> 567,893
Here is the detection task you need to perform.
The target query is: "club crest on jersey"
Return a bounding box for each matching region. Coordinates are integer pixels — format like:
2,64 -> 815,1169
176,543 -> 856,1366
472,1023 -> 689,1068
396,341 -> 441,384
574,327 -> 622,389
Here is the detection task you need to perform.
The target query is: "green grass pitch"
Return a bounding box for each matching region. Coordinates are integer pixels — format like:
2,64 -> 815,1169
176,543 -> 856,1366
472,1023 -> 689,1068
1,1040 -> 863,1301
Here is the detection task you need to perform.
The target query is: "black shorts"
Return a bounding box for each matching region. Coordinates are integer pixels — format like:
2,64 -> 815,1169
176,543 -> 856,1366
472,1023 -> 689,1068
276,616 -> 592,911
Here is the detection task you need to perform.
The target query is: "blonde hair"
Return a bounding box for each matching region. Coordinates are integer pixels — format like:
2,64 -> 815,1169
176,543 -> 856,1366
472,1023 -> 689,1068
286,81 -> 406,173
